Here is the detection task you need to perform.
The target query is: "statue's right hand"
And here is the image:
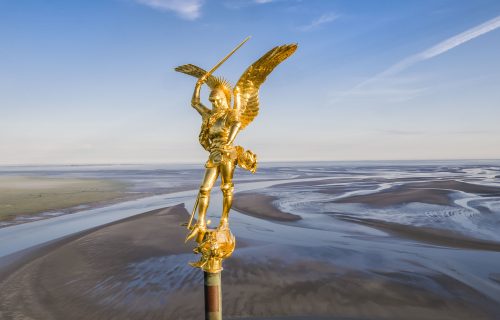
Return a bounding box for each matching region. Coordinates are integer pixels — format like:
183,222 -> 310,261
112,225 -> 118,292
197,74 -> 208,86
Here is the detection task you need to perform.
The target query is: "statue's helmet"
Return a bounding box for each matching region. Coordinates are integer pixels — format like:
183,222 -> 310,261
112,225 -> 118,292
207,76 -> 232,106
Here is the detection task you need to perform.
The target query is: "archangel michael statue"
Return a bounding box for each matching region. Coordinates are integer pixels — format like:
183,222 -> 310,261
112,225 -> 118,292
175,38 -> 297,272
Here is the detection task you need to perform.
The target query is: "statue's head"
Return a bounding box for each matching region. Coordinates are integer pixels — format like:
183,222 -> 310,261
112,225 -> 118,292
209,86 -> 229,111
207,76 -> 232,112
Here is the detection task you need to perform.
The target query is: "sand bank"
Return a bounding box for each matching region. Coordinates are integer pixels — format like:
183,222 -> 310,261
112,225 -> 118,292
406,180 -> 500,195
333,214 -> 500,252
336,187 -> 452,207
334,180 -> 500,208
335,180 -> 500,208
233,192 -> 301,221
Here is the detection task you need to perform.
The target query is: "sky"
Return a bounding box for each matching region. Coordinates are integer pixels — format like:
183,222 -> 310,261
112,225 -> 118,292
1,0 -> 500,165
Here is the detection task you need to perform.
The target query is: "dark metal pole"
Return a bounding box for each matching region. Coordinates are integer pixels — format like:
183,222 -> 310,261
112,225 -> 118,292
204,271 -> 222,320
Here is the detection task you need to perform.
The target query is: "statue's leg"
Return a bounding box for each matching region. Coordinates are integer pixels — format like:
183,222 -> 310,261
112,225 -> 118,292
186,166 -> 219,242
198,166 -> 219,227
219,160 -> 235,228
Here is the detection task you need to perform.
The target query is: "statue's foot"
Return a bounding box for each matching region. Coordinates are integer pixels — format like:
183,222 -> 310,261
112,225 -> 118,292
218,220 -> 229,230
185,223 -> 206,242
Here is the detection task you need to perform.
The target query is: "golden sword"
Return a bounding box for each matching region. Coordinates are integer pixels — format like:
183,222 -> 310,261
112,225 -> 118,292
198,36 -> 251,81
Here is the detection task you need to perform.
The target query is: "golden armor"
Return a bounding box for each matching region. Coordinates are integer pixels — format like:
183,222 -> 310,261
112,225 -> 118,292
175,39 -> 297,272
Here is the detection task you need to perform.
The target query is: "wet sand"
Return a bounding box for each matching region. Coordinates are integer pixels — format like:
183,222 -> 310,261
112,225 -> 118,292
0,205 -> 197,319
0,204 -> 498,320
406,180 -> 500,195
336,187 -> 453,207
333,214 -> 500,252
233,192 -> 302,221
234,191 -> 500,251
334,180 -> 500,207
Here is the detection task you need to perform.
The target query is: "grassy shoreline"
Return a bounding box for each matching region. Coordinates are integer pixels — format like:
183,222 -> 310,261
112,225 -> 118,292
0,176 -> 128,221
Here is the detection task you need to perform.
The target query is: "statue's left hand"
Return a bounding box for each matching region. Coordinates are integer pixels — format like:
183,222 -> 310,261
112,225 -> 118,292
221,144 -> 234,152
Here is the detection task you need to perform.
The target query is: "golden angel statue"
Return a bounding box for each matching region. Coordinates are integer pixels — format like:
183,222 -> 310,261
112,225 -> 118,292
175,39 -> 296,272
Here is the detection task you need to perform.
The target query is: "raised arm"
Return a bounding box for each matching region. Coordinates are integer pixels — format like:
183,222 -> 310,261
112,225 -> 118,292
225,87 -> 242,146
232,86 -> 242,112
227,122 -> 241,146
191,77 -> 210,116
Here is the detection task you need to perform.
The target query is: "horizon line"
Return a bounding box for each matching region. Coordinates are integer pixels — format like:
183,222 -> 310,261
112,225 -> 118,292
1,158 -> 499,167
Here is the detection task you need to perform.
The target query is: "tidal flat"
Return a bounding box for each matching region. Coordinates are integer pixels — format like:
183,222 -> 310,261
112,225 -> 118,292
0,161 -> 499,319
0,176 -> 128,221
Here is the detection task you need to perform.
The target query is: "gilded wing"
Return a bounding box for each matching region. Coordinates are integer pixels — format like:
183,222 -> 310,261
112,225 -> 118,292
234,44 -> 297,129
174,64 -> 230,91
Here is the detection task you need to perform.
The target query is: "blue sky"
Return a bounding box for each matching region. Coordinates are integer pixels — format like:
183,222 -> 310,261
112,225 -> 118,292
1,0 -> 499,164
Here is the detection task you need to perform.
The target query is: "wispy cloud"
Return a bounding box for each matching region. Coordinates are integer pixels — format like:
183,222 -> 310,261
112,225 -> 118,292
379,15 -> 500,77
135,0 -> 204,20
332,15 -> 500,104
344,86 -> 427,102
379,129 -> 492,136
298,13 -> 338,32
379,129 -> 425,135
225,0 -> 294,9
329,76 -> 428,105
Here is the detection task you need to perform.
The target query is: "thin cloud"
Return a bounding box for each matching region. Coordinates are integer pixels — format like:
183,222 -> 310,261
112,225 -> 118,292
329,76 -> 428,105
298,13 -> 338,32
380,15 -> 500,77
379,129 -> 492,136
333,15 -> 500,104
447,130 -> 492,135
135,0 -> 204,20
226,0 -> 295,9
379,130 -> 425,135
347,87 -> 427,102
